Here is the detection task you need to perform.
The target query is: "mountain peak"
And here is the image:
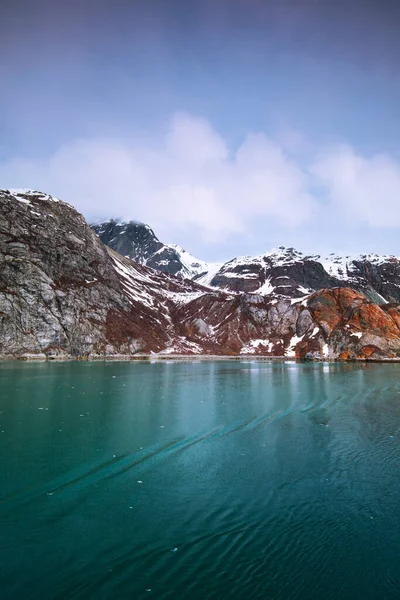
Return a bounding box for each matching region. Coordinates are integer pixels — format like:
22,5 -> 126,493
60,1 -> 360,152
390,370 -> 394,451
91,219 -> 163,264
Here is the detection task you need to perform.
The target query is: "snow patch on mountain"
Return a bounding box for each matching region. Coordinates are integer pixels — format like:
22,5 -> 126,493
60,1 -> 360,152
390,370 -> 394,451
8,189 -> 61,203
257,278 -> 275,295
154,243 -> 216,279
286,334 -> 304,357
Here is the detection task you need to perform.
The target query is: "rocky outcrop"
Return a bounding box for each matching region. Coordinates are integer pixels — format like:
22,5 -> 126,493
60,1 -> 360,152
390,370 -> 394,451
91,220 -> 163,264
168,287 -> 400,360
300,288 -> 400,360
2,190 -> 400,360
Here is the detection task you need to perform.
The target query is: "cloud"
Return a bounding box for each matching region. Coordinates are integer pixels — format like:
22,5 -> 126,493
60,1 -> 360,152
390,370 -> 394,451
0,113 -> 315,242
2,113 -> 400,247
311,145 -> 400,227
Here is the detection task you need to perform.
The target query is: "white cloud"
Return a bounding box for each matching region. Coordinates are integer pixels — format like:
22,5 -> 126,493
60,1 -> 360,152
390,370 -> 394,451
2,114 -> 400,246
0,113 -> 315,242
311,145 -> 400,227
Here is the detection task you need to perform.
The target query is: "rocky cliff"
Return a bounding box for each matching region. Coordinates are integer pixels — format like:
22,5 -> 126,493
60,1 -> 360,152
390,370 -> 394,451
92,220 -> 163,264
2,189 -> 400,360
0,190 -> 199,356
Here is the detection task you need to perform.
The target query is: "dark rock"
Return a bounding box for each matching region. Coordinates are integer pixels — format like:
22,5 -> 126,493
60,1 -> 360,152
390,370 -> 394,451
91,220 -> 163,263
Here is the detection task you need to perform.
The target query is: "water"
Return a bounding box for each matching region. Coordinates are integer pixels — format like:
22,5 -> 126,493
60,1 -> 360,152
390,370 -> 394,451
1,360 -> 400,599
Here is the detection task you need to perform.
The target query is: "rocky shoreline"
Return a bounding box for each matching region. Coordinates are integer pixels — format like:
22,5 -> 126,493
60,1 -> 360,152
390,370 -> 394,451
3,353 -> 400,363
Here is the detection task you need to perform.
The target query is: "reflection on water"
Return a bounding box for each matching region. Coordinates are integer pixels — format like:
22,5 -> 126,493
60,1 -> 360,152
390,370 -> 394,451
1,360 -> 400,599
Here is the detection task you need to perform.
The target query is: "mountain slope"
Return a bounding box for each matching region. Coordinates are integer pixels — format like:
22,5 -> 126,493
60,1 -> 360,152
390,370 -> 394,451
2,189 -> 400,360
92,219 -> 219,279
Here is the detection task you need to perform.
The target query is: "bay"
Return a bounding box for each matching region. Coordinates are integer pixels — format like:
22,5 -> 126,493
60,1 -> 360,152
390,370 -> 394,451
1,360 -> 400,599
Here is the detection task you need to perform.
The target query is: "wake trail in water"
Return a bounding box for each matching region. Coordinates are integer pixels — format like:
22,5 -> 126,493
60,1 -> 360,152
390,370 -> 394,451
1,404 -> 303,514
0,429 -> 222,513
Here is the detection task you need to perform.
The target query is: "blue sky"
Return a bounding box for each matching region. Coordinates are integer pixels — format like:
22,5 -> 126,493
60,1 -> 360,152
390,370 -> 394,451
2,0 -> 400,261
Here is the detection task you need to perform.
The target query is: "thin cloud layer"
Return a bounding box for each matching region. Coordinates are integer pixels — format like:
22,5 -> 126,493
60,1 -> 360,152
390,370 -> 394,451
0,113 -> 315,241
311,145 -> 400,227
1,113 -> 400,246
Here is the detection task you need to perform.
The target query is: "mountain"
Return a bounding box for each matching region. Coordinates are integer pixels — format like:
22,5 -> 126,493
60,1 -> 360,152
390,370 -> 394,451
92,219 -> 221,279
93,219 -> 400,304
2,189 -> 400,360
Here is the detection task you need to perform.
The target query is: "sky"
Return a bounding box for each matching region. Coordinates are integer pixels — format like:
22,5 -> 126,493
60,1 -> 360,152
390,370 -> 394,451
1,0 -> 400,261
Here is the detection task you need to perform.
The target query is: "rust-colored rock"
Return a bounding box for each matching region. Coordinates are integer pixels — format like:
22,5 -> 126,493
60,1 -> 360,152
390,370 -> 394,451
306,288 -> 400,360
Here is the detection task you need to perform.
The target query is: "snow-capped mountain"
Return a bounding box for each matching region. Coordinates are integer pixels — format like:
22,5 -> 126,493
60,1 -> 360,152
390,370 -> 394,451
92,219 -> 222,280
93,220 -> 400,304
205,248 -> 400,303
3,190 -> 400,361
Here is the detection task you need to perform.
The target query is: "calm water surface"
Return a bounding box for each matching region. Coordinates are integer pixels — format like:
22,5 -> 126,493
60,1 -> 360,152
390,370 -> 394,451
1,360 -> 400,599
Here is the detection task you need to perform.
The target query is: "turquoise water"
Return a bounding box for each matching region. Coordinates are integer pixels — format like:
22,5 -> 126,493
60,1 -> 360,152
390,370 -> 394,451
1,360 -> 400,599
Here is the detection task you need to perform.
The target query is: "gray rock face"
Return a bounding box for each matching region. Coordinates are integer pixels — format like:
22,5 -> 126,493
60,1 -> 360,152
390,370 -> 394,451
91,220 -> 163,263
346,258 -> 400,303
0,190 -> 175,356
146,246 -> 186,276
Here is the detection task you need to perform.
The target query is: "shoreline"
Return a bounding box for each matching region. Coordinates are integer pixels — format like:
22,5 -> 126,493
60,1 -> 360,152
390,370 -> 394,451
2,353 -> 400,363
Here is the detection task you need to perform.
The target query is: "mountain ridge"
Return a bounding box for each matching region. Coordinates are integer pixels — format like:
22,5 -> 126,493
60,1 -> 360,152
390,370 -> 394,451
2,189 -> 400,361
93,217 -> 399,304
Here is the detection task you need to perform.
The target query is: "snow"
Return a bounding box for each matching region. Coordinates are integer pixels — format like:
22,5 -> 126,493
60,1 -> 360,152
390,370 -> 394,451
375,292 -> 389,304
256,278 -> 274,295
167,291 -> 205,306
160,337 -> 204,354
158,243 -> 221,281
196,262 -> 224,287
351,331 -> 363,339
322,343 -> 329,357
111,254 -> 157,308
13,196 -> 31,205
297,285 -> 313,295
109,251 -> 223,331
285,334 -> 304,357
290,295 -> 309,306
320,251 -> 400,279
8,189 -> 60,203
320,255 -> 352,279
240,339 -> 273,354
250,339 -> 271,348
